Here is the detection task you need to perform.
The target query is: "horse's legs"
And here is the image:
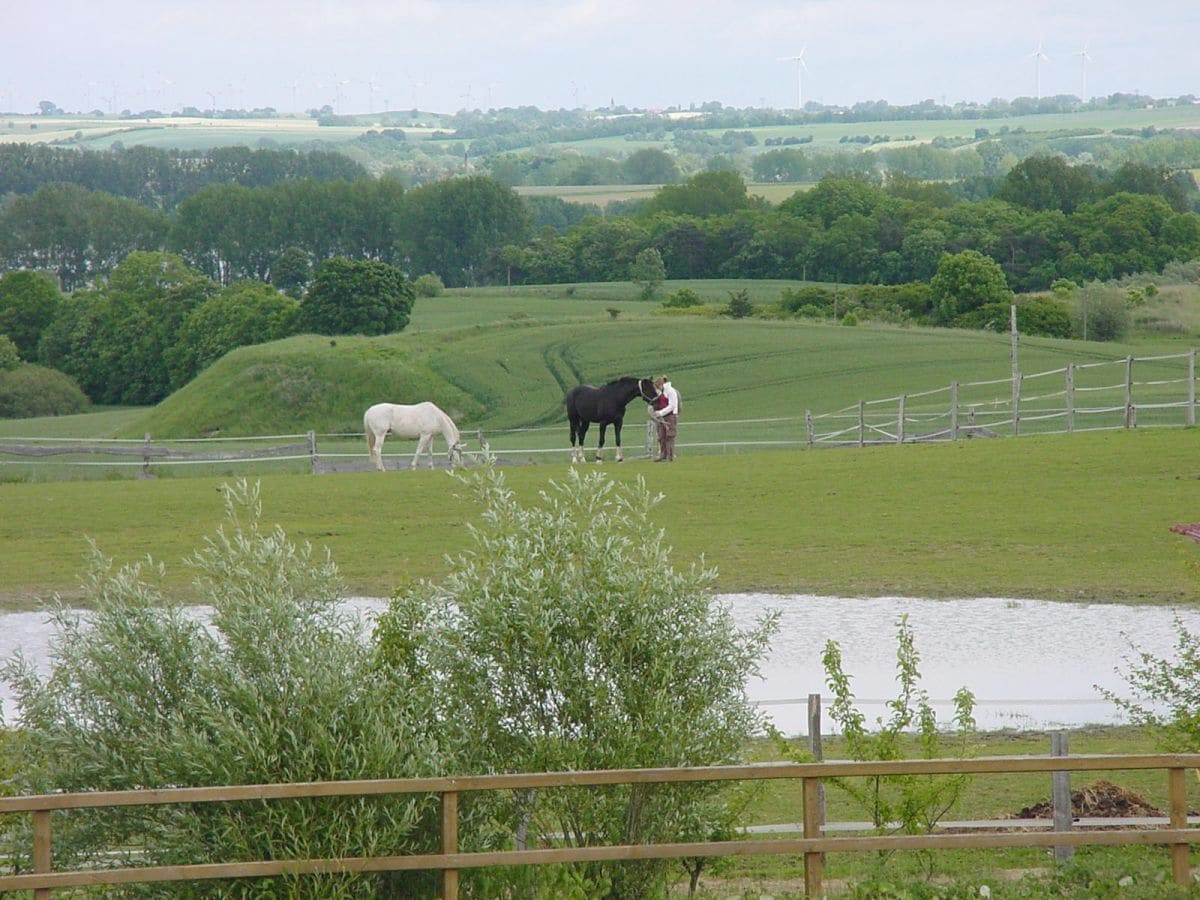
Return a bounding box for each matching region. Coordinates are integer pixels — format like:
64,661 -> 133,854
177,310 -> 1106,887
595,423 -> 607,463
613,420 -> 624,463
412,434 -> 431,469
372,431 -> 387,471
574,421 -> 590,463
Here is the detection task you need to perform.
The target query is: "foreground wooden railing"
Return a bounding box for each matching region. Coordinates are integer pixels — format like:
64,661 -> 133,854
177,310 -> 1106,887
1,754 -> 1197,897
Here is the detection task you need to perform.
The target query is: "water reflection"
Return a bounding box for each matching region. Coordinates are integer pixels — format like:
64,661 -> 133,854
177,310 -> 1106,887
734,594 -> 1200,734
3,595 -> 1198,734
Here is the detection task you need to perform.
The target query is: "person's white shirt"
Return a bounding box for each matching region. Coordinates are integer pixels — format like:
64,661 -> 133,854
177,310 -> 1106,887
656,381 -> 679,418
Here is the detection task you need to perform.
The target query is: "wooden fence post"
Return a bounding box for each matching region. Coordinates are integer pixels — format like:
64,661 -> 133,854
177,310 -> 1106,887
1066,364 -> 1075,433
33,808 -> 51,900
307,431 -> 317,474
1052,731 -> 1073,863
802,776 -> 823,899
645,420 -> 654,458
805,410 -> 813,449
1169,766 -> 1190,885
858,400 -> 865,448
1189,349 -> 1196,428
1124,356 -> 1134,429
442,790 -> 459,899
950,382 -> 958,441
808,693 -> 826,829
896,395 -> 905,444
1012,374 -> 1022,437
141,433 -> 152,479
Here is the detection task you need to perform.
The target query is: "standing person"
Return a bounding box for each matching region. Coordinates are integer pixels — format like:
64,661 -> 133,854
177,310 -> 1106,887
652,375 -> 680,461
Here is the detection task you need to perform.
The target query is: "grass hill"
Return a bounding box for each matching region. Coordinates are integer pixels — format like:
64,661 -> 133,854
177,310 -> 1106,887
121,286 -> 1196,439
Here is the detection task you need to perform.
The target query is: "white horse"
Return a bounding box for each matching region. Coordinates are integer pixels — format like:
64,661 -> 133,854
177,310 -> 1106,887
363,402 -> 465,471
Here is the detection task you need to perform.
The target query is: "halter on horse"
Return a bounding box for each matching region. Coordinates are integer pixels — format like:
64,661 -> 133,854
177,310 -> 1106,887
565,376 -> 656,463
363,401 -> 465,471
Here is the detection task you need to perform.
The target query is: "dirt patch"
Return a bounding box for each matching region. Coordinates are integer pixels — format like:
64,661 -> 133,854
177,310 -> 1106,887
1013,779 -> 1164,818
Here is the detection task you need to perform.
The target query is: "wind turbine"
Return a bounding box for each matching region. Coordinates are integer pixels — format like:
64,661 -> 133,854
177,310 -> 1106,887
1075,42 -> 1091,102
777,47 -> 808,110
1030,40 -> 1050,101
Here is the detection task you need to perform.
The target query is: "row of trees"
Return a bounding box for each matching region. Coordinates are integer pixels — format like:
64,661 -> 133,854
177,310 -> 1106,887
5,161 -> 1195,297
0,143 -> 367,210
2,471 -> 777,897
494,166 -> 1200,292
0,252 -> 414,405
0,175 -> 531,291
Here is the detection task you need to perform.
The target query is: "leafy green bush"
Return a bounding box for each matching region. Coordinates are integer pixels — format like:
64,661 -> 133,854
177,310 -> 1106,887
957,298 -> 1071,338
1,481 -> 445,897
166,281 -> 300,388
725,288 -> 754,319
1105,614 -> 1200,752
1073,284 -> 1131,341
780,285 -> 834,314
412,273 -> 445,297
375,464 -> 778,898
300,258 -> 414,336
0,269 -> 63,361
0,363 -> 90,418
0,334 -> 19,370
662,287 -> 704,309
798,614 -> 976,877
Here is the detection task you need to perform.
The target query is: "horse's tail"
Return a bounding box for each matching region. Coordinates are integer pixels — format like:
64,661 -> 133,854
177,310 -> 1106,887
365,423 -> 376,454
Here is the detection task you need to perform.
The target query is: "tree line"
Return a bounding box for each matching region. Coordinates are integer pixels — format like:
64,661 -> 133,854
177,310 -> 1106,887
496,161 -> 1200,292
3,156 -> 1196,297
0,143 -> 366,210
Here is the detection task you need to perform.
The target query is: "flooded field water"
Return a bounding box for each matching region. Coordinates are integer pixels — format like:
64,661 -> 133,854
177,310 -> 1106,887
3,594 -> 1198,735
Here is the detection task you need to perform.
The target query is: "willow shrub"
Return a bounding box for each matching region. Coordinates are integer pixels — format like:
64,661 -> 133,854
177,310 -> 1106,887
375,463 -> 779,899
1,480 -> 445,899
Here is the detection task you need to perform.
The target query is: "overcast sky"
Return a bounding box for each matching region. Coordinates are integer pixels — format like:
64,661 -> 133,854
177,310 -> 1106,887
3,1 -> 1196,116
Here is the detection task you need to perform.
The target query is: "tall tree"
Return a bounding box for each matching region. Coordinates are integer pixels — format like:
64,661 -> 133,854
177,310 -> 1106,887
166,281 -> 301,388
398,176 -> 530,286
300,258 -> 414,336
42,252 -> 216,404
0,270 -> 63,362
930,249 -> 1013,325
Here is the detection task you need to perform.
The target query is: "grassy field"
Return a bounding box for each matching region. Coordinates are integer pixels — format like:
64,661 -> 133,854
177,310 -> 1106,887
3,287 -> 1200,608
112,289 -> 1200,439
515,182 -> 803,205
3,428 -> 1200,611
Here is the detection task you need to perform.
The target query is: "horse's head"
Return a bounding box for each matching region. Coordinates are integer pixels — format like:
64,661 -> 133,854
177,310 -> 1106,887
637,378 -> 658,403
449,441 -> 466,467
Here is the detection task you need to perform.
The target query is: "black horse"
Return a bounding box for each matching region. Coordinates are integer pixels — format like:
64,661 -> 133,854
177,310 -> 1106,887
565,376 -> 656,463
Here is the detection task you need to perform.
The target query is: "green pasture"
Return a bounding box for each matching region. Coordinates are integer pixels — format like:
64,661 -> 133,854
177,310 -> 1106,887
3,427 -> 1200,611
536,104 -> 1200,158
0,115 -> 379,151
517,182 -> 803,205
108,290 -> 1199,441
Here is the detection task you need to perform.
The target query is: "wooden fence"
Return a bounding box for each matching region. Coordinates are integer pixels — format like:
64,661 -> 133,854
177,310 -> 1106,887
2,350 -> 1197,476
2,753 -> 1197,897
0,432 -> 320,477
806,349 -> 1198,448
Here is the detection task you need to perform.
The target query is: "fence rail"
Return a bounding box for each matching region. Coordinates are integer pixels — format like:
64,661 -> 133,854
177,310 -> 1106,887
1,753 -> 1198,897
806,349 -> 1199,448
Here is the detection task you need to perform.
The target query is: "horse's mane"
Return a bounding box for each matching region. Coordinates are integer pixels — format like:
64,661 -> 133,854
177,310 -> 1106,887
604,376 -> 636,386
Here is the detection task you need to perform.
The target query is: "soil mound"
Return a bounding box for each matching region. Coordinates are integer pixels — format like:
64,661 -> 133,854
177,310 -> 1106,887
1014,779 -> 1163,819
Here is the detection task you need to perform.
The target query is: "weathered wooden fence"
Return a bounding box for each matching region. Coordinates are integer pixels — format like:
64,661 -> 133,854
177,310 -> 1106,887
0,433 -> 320,476
806,349 -> 1198,448
2,753 -> 1197,897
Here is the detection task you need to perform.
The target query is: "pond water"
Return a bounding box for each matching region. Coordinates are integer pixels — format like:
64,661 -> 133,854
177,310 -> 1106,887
2,594 -> 1198,735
